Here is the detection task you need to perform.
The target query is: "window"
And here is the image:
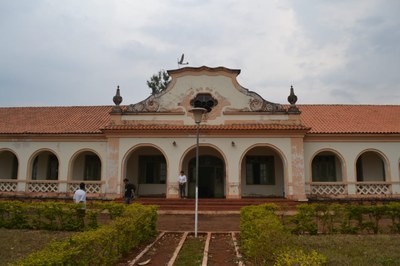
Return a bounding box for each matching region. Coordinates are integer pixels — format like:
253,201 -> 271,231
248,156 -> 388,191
84,155 -> 101,181
47,154 -> 59,180
139,156 -> 166,184
32,157 -> 38,180
11,155 -> 18,179
246,156 -> 275,185
190,93 -> 218,112
356,158 -> 363,181
312,155 -> 336,182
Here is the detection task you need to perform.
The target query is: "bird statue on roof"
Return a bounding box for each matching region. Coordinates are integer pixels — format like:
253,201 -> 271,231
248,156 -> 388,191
177,53 -> 189,67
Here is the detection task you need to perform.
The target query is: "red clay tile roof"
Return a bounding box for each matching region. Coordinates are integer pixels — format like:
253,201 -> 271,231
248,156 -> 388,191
0,106 -> 112,134
0,105 -> 399,135
299,105 -> 400,134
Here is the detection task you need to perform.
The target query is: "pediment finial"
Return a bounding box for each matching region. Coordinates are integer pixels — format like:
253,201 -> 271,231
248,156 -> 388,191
113,85 -> 123,106
287,85 -> 300,113
112,85 -> 123,113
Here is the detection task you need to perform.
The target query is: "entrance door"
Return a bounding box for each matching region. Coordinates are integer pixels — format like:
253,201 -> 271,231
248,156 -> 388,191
188,156 -> 224,198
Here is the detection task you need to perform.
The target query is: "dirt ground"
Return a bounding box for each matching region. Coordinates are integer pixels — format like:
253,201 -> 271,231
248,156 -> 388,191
157,213 -> 240,232
115,213 -> 242,265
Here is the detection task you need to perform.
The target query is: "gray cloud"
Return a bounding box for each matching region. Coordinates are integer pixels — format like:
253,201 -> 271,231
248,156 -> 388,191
0,0 -> 398,107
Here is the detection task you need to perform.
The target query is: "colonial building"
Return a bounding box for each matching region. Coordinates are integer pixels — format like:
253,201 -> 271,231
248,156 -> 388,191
0,66 -> 399,201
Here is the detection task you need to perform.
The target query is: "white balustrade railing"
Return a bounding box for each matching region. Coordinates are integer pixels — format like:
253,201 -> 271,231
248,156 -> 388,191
68,182 -> 102,194
309,182 -> 347,196
356,183 -> 391,195
0,180 -> 18,192
0,179 -> 104,195
308,181 -> 393,197
28,180 -> 59,193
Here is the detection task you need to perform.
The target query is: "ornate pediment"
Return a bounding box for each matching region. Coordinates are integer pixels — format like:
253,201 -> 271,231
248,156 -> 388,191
114,66 -> 298,115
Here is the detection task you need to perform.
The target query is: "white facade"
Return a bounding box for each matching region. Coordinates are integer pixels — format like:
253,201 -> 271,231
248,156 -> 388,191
0,66 -> 399,201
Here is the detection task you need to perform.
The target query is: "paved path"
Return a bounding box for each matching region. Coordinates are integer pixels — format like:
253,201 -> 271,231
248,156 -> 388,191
157,213 -> 240,232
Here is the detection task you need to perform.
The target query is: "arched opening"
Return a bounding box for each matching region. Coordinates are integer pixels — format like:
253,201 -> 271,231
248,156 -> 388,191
31,151 -> 59,180
356,151 -> 386,181
125,146 -> 167,197
0,150 -> 18,180
71,151 -> 101,181
241,146 -> 284,197
312,151 -> 343,182
188,155 -> 224,198
182,145 -> 226,199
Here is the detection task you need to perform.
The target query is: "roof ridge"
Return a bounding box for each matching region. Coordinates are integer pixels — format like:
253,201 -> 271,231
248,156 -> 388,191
297,104 -> 400,107
0,105 -> 114,109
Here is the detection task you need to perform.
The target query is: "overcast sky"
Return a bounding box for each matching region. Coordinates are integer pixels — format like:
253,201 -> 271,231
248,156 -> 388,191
0,0 -> 399,107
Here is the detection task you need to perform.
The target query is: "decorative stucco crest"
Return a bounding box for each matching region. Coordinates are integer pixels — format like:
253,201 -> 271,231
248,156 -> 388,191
248,93 -> 285,112
126,95 -> 160,112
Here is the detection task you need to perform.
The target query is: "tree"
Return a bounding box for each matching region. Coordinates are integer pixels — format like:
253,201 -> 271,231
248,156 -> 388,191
146,70 -> 171,95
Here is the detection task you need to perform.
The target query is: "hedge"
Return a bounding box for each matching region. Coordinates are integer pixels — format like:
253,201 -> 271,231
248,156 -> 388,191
288,202 -> 400,235
11,203 -> 157,266
239,202 -> 400,265
0,201 -> 126,231
240,203 -> 293,264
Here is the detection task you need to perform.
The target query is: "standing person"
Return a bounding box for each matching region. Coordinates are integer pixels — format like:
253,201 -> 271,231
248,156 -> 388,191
123,178 -> 136,204
73,182 -> 86,228
73,182 -> 86,205
178,170 -> 187,199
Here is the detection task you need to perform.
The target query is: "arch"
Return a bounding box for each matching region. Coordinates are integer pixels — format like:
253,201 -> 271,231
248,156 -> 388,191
28,149 -> 60,181
180,144 -> 227,198
398,155 -> 400,182
239,144 -> 287,198
122,143 -> 168,197
0,149 -> 19,180
310,148 -> 346,182
355,149 -> 390,182
180,143 -> 228,171
68,149 -> 103,181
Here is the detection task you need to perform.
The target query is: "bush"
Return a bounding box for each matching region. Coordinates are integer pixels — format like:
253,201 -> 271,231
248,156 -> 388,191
0,201 -> 127,231
290,204 -> 318,235
12,203 -> 158,266
241,204 -> 292,264
274,247 -> 327,266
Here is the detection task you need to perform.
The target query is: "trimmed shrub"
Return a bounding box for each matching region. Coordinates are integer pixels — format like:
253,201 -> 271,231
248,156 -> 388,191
11,203 -> 158,266
387,202 -> 400,233
0,201 -> 127,231
290,204 -> 318,235
274,247 -> 327,266
241,204 -> 292,264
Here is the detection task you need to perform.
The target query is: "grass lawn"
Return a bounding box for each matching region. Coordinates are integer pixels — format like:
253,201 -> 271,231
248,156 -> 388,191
0,229 -> 75,266
295,234 -> 400,266
2,229 -> 400,265
172,234 -> 205,266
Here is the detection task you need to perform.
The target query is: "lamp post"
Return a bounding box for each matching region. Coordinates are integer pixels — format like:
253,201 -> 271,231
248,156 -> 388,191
189,107 -> 206,237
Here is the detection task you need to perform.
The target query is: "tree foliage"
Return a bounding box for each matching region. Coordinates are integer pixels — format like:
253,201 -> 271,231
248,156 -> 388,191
146,70 -> 171,95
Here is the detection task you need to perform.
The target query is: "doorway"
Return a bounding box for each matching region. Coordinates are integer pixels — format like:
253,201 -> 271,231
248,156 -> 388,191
188,155 -> 225,198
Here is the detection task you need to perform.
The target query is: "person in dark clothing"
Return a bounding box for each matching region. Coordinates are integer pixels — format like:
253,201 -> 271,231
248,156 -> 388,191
123,178 -> 136,204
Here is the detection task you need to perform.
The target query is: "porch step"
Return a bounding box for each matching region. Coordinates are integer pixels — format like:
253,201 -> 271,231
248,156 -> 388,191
128,198 -> 300,212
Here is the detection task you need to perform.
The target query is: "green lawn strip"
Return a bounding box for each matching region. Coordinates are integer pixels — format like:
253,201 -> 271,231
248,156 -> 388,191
0,229 -> 75,265
174,234 -> 206,266
295,234 -> 400,265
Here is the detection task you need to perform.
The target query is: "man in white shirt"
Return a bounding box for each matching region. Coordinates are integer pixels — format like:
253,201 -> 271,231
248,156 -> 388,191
73,182 -> 86,228
73,182 -> 86,205
178,171 -> 187,198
